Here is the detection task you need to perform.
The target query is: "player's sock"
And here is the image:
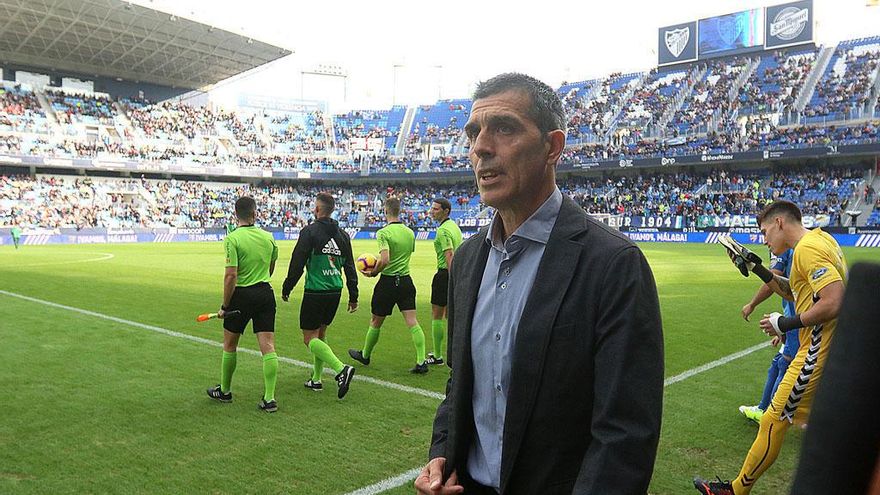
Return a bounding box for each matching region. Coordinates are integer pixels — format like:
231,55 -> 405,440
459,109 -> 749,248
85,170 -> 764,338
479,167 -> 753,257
431,319 -> 445,359
309,338 -> 344,374
311,354 -> 324,382
220,350 -> 236,393
410,324 -> 426,364
262,352 -> 278,402
362,326 -> 380,359
732,411 -> 791,494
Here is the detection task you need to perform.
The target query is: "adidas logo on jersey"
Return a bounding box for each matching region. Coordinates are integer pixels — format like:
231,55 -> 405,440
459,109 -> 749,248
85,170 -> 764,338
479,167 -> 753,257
321,238 -> 342,256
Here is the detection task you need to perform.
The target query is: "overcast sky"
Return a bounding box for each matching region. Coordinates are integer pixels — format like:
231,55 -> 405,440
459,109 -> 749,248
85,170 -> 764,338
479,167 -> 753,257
132,0 -> 880,112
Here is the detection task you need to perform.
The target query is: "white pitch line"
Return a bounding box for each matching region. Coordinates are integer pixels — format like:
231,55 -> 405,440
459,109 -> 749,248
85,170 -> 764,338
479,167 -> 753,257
343,339 -> 773,495
664,341 -> 770,386
0,289 -> 444,401
15,252 -> 115,267
342,468 -> 424,495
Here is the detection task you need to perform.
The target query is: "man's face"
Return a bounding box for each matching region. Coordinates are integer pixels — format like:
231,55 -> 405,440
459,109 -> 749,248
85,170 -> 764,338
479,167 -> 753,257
464,90 -> 552,211
760,216 -> 786,255
429,202 -> 446,222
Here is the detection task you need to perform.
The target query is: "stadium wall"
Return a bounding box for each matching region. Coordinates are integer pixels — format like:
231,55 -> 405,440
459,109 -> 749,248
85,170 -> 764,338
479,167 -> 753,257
3,227 -> 880,248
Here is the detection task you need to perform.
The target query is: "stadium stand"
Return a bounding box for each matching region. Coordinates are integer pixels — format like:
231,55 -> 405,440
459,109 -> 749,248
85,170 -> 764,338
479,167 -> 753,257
1,165 -> 867,230
802,37 -> 880,122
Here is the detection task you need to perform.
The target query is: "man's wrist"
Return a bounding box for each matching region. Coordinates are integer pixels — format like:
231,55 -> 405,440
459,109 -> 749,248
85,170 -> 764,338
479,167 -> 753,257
751,263 -> 774,284
777,314 -> 802,332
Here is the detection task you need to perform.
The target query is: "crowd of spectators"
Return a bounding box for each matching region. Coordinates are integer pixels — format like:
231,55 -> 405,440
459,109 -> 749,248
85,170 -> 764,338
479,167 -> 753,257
46,89 -> 116,126
1,166 -> 866,231
737,50 -> 815,115
803,44 -> 880,118
2,41 -> 880,175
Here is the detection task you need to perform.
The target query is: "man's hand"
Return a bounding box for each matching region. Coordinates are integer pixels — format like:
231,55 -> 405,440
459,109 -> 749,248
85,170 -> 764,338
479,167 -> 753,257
741,303 -> 755,322
719,235 -> 762,277
759,312 -> 785,339
364,268 -> 378,278
414,457 -> 463,495
348,301 -> 358,313
217,308 -> 227,319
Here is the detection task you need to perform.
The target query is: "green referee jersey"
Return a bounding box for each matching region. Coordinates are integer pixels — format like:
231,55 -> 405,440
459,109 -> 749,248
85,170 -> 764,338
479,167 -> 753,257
377,222 -> 415,276
224,225 -> 278,287
434,218 -> 462,270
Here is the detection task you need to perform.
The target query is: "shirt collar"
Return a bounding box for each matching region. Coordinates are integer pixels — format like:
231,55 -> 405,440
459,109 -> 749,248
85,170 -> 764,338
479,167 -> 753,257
485,187 -> 562,250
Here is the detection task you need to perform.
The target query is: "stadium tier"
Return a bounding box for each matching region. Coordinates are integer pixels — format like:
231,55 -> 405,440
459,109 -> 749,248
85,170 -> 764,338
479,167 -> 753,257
2,39 -> 879,179
0,165 -> 868,231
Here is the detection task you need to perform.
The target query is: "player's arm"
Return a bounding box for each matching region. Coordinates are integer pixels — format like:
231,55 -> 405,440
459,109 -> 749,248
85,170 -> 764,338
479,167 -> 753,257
763,279 -> 844,337
444,248 -> 454,271
221,237 -> 238,316
222,266 -> 237,310
801,280 -> 845,326
767,273 -> 794,301
281,229 -> 311,299
742,268 -> 784,321
339,234 -> 359,309
369,249 -> 390,277
269,240 -> 278,277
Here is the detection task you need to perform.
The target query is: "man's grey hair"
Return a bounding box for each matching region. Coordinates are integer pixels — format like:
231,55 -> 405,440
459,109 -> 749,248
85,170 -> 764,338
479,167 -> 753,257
473,72 -> 567,135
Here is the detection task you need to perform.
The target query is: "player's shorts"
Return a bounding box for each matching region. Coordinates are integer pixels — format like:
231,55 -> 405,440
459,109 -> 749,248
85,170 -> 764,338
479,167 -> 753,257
224,282 -> 276,334
767,325 -> 835,424
371,274 -> 416,316
431,269 -> 450,307
299,291 -> 342,330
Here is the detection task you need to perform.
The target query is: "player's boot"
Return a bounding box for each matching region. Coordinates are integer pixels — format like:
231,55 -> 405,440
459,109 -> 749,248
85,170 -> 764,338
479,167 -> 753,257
335,365 -> 356,399
693,477 -> 735,495
348,349 -> 370,366
426,353 -> 444,365
409,361 -> 429,374
206,385 -> 232,403
258,398 -> 278,413
304,379 -> 323,391
738,405 -> 763,425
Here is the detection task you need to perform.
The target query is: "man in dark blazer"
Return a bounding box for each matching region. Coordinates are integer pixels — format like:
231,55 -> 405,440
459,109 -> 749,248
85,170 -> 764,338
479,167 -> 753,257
414,73 -> 664,495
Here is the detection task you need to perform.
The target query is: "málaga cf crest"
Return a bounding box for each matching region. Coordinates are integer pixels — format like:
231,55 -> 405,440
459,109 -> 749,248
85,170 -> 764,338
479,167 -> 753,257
665,27 -> 689,58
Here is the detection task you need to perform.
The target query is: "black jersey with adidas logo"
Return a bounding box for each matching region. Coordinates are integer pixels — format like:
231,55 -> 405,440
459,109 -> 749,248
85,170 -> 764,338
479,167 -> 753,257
281,217 -> 358,302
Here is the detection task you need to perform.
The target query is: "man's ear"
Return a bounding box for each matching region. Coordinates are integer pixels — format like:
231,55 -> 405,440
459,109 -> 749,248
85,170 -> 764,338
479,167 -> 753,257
545,129 -> 566,166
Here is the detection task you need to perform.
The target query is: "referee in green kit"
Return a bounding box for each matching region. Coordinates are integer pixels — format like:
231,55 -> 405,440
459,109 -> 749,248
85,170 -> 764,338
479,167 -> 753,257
349,196 -> 429,374
207,196 -> 281,413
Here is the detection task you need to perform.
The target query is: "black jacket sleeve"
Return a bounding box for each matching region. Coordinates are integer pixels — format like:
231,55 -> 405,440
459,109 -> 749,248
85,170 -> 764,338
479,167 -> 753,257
281,226 -> 312,297
573,245 -> 664,493
339,231 -> 358,303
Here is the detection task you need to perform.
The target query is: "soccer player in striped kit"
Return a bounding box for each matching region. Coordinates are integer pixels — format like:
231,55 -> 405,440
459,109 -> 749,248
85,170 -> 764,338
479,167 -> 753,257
696,200 -> 847,495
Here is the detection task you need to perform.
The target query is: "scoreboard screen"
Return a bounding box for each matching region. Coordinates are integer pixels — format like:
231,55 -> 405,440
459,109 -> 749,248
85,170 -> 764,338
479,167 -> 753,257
698,8 -> 764,57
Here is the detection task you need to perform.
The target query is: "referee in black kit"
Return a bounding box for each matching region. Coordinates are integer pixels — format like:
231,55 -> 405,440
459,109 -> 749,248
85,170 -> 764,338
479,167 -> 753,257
207,196 -> 281,413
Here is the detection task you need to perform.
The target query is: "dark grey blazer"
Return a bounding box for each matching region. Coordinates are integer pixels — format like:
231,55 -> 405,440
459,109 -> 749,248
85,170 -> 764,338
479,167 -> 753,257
429,196 -> 664,494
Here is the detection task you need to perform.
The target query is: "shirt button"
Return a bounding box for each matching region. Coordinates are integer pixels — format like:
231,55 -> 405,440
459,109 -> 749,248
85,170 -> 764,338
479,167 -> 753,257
496,384 -> 502,392
500,283 -> 507,290
495,333 -> 501,341
503,268 -> 510,276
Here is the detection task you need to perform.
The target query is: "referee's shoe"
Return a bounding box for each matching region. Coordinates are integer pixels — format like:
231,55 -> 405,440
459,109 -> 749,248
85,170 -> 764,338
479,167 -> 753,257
207,385 -> 232,403
335,365 -> 356,399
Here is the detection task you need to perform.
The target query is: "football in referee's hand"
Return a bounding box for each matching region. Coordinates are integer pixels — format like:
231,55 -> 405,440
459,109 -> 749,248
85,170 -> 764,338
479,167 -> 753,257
356,253 -> 377,273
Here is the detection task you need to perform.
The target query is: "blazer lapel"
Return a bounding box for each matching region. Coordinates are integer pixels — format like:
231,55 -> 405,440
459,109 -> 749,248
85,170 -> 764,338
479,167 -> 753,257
499,197 -> 589,491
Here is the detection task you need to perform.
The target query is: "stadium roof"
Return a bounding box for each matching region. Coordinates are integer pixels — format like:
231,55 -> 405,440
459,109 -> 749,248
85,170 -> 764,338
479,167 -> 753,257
0,0 -> 292,90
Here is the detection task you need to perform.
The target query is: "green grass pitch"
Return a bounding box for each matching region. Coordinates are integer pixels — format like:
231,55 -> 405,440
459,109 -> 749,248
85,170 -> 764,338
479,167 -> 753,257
1,241 -> 878,494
